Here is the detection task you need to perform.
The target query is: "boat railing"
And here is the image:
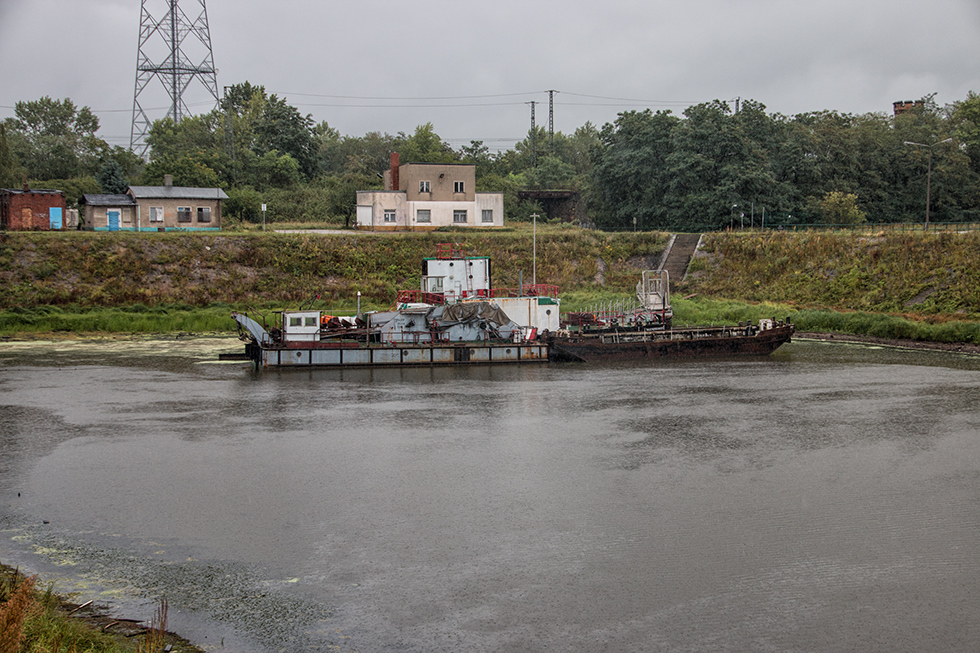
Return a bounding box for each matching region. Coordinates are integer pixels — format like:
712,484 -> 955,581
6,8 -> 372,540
396,290 -> 446,306
488,284 -> 560,299
597,324 -> 759,344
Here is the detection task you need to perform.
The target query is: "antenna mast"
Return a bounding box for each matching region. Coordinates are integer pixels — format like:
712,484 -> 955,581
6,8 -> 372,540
131,0 -> 219,157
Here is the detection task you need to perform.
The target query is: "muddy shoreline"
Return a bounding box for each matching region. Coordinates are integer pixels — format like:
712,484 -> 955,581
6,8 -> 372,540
1,562 -> 205,652
795,331 -> 980,356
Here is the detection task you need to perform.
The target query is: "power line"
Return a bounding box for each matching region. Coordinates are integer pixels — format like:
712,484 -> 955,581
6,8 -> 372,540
277,91 -> 544,101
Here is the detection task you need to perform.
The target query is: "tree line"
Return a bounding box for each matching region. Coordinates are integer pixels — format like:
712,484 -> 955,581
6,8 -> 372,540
3,84 -> 980,230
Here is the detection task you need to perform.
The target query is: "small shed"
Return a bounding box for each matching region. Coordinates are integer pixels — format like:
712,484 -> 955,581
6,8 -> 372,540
0,181 -> 68,230
81,194 -> 138,231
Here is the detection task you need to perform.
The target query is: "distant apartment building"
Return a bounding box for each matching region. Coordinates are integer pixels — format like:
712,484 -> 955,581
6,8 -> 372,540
356,154 -> 504,230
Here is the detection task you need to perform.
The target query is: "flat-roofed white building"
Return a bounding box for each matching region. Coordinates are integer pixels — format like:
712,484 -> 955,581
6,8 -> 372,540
356,153 -> 504,230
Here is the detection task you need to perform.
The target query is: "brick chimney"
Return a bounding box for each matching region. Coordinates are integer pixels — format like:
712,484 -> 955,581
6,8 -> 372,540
390,153 -> 399,191
164,174 -> 173,187
23,174 -> 29,192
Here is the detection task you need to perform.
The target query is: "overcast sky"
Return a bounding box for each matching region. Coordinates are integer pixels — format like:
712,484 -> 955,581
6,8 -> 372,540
3,0 -> 980,152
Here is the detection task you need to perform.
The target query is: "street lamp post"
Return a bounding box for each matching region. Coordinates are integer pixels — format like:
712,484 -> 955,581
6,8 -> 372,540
904,138 -> 953,229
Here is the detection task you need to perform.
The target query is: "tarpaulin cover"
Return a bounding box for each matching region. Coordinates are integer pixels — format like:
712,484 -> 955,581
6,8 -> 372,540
431,302 -> 512,327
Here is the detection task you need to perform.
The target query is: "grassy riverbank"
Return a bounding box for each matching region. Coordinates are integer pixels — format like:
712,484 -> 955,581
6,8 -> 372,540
1,227 -> 978,343
1,563 -> 203,653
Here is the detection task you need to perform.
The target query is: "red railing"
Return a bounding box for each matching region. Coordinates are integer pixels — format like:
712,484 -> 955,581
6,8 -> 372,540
436,243 -> 466,259
396,290 -> 446,305
489,284 -> 560,299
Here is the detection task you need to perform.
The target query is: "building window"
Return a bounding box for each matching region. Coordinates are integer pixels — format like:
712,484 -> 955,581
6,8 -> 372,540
177,207 -> 191,223
454,180 -> 465,193
149,206 -> 164,222
383,210 -> 396,223
419,180 -> 430,193
416,209 -> 431,223
197,207 -> 211,223
482,209 -> 493,223
453,210 -> 468,224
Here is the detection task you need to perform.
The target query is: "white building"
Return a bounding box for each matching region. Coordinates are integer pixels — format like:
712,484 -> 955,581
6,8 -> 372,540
356,153 -> 504,230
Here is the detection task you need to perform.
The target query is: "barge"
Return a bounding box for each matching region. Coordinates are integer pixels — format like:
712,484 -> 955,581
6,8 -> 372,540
231,245 -> 793,369
546,267 -> 795,362
232,244 -> 558,369
547,320 -> 795,363
232,302 -> 549,368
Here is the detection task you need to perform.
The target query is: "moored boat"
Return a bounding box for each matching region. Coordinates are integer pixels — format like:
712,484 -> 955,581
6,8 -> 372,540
547,320 -> 795,363
231,246 -> 793,369
231,244 -> 556,368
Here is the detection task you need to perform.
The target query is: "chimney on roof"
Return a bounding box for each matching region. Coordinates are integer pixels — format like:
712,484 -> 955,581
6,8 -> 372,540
23,174 -> 29,192
390,153 -> 399,191
164,174 -> 173,187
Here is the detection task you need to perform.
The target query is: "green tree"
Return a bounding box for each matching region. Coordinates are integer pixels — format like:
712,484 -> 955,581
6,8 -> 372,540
817,191 -> 867,225
5,96 -> 109,179
314,120 -> 344,175
97,159 -> 129,194
523,155 -> 575,190
398,123 -> 458,164
951,91 -> 980,175
224,186 -> 264,223
459,140 -> 496,178
665,100 -> 777,230
254,95 -> 317,178
0,123 -> 24,187
140,150 -> 222,188
590,109 -> 680,230
253,150 -> 302,188
334,131 -> 399,176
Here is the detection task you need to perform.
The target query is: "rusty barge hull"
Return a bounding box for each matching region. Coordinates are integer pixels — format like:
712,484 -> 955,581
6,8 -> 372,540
249,341 -> 549,368
548,325 -> 795,363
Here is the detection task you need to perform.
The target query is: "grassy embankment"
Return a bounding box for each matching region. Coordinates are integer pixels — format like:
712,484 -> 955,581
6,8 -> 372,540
0,564 -> 201,653
1,226 -> 978,344
683,230 -> 980,343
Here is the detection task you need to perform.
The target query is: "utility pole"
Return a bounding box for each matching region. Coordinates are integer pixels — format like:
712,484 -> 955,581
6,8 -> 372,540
530,212 -> 539,286
548,90 -> 558,152
526,101 -> 538,167
904,138 -> 953,229
223,85 -> 235,181
131,0 -> 219,157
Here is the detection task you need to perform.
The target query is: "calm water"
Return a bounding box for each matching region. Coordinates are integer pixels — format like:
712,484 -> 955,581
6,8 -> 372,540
1,337 -> 979,652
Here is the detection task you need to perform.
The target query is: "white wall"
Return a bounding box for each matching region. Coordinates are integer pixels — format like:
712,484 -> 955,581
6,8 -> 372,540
356,190 -> 504,228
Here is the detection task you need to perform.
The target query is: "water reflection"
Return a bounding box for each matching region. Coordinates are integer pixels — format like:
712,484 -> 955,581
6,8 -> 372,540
1,338 -> 979,652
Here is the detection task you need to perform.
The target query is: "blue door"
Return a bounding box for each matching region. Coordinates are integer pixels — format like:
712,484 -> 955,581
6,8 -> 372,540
49,207 -> 63,229
107,210 -> 120,231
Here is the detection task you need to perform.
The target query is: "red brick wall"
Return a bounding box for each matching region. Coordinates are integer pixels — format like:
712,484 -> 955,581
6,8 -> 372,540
0,191 -> 67,230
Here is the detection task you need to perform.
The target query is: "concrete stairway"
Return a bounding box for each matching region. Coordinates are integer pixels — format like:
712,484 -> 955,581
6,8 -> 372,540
661,233 -> 701,289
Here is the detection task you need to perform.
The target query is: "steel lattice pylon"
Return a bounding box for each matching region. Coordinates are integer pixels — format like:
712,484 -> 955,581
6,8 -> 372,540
130,0 -> 219,157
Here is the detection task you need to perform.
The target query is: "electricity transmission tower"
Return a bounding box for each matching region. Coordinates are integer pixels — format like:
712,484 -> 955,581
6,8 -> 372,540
526,101 -> 538,167
130,0 -> 219,157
